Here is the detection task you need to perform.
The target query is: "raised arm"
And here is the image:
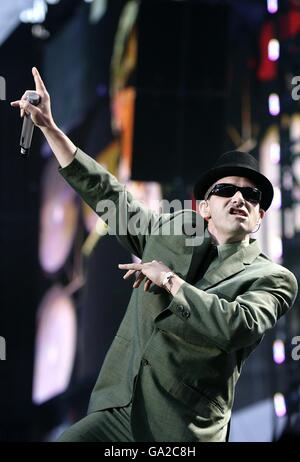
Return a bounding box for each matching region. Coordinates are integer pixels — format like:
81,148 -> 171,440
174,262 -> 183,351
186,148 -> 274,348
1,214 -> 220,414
11,67 -> 160,258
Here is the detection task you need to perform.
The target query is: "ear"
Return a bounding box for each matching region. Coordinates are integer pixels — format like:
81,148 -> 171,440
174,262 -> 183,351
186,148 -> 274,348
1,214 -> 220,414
258,208 -> 266,222
198,200 -> 211,221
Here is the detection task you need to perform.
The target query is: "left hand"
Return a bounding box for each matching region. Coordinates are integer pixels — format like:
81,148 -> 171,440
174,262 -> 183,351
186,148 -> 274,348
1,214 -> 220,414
118,260 -> 172,292
11,67 -> 56,130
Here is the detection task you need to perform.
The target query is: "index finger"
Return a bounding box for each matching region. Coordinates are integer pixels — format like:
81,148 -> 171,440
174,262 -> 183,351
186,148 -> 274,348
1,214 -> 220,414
118,263 -> 141,270
32,67 -> 46,93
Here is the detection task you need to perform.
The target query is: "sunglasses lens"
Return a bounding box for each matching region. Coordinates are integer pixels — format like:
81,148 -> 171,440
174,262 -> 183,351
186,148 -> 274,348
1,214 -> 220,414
210,184 -> 261,204
243,188 -> 261,204
214,185 -> 236,197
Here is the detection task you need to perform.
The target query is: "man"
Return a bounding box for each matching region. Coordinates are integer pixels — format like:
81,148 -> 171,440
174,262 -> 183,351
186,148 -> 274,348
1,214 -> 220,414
11,68 -> 298,442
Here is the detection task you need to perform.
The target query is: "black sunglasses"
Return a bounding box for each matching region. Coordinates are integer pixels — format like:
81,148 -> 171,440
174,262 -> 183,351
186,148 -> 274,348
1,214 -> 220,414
205,183 -> 262,205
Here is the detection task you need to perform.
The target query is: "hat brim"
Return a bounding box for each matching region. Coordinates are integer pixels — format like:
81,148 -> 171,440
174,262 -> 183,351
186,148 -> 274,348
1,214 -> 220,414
193,165 -> 274,211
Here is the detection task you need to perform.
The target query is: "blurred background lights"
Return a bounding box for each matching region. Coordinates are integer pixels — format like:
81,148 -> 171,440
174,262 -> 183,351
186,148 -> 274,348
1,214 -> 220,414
272,186 -> 282,209
269,93 -> 280,116
31,24 -> 50,39
32,285 -> 77,405
271,236 -> 283,261
267,0 -> 278,14
283,170 -> 294,190
270,142 -> 280,164
20,0 -> 47,23
52,204 -> 65,224
290,114 -> 300,154
39,158 -> 78,274
268,39 -> 280,61
273,339 -> 286,364
284,208 -> 295,239
274,393 -> 287,417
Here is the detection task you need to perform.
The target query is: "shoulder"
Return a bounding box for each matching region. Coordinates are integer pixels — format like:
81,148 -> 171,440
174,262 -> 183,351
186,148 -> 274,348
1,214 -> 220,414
272,262 -> 298,292
148,208 -> 205,241
254,254 -> 298,297
258,252 -> 297,279
157,208 -> 204,227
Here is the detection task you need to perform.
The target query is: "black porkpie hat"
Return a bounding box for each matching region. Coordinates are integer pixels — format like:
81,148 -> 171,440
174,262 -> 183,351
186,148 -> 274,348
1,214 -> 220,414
193,150 -> 274,211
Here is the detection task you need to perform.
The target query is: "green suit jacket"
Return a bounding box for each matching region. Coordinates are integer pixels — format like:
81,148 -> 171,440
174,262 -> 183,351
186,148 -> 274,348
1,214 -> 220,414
60,149 -> 298,442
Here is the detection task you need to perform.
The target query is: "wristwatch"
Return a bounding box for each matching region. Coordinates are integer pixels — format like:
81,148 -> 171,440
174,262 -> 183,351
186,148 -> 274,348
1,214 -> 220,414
161,271 -> 175,293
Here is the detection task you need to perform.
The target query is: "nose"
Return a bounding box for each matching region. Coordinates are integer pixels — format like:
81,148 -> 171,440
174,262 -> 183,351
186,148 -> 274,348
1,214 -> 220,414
231,190 -> 245,205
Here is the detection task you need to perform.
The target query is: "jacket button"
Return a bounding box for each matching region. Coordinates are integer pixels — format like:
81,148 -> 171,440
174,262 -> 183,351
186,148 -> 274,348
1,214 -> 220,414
177,304 -> 184,313
142,358 -> 149,366
182,309 -> 190,319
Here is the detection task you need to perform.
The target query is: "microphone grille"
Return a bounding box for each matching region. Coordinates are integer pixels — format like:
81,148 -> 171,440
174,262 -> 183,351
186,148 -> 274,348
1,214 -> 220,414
26,92 -> 41,106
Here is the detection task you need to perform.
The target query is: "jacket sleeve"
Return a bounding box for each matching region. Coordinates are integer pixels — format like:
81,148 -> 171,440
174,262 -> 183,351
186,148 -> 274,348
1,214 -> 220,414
59,148 -> 160,258
167,268 -> 298,352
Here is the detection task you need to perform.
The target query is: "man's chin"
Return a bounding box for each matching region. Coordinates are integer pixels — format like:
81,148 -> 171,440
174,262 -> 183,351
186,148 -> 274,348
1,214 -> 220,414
227,226 -> 249,240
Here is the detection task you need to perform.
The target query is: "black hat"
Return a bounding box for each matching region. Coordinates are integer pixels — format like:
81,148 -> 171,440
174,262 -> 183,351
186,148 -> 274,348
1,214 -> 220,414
193,150 -> 274,211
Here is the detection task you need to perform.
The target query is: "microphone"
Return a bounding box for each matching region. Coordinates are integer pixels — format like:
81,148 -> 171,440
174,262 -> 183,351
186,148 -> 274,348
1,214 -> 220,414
20,92 -> 41,156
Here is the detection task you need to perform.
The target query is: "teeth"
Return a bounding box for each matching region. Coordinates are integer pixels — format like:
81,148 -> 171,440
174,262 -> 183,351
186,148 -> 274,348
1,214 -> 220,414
230,209 -> 246,216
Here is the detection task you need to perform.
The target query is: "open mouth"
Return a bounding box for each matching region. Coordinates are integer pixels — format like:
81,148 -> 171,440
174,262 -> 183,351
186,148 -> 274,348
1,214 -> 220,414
229,207 -> 248,218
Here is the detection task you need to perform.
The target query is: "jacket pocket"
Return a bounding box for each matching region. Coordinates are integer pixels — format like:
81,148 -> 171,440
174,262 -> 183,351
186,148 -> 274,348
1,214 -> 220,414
169,381 -> 225,415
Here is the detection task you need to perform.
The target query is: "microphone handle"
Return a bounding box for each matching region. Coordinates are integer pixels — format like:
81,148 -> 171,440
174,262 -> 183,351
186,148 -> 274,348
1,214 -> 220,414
19,91 -> 41,157
20,115 -> 34,156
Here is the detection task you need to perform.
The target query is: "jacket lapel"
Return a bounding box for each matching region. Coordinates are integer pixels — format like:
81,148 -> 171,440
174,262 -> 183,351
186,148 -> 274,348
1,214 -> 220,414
161,212 -> 211,283
199,239 -> 261,291
185,236 -> 212,283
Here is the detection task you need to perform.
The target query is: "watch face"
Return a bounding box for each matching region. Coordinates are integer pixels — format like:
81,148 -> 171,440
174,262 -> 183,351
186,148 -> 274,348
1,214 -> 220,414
163,272 -> 174,285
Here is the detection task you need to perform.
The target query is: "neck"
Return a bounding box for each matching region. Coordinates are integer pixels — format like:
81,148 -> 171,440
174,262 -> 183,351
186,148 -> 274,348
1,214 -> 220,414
207,223 -> 250,246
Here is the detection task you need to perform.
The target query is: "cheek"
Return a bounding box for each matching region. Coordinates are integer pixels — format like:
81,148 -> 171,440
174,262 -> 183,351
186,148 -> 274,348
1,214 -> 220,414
248,211 -> 259,226
211,206 -> 228,224
210,199 -> 228,215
